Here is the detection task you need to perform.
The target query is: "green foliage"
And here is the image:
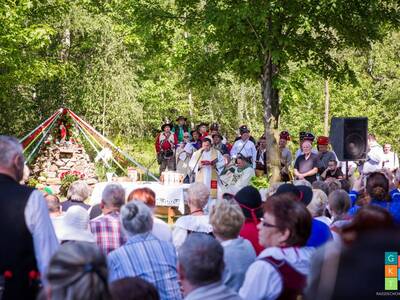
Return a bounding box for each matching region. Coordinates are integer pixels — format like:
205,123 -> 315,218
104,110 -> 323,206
60,174 -> 80,196
0,0 -> 399,161
250,176 -> 270,190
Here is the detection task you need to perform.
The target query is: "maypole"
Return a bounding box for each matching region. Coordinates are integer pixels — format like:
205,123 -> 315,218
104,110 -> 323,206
68,109 -> 159,181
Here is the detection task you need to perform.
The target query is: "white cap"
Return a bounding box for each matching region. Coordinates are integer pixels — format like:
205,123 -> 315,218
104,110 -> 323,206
58,205 -> 96,243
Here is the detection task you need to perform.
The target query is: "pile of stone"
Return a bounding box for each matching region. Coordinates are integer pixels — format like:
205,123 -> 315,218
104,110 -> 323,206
30,142 -> 98,193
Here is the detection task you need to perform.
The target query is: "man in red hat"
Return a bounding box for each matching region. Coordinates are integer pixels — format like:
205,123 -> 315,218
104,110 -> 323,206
279,131 -> 293,181
316,136 -> 338,174
155,123 -> 178,173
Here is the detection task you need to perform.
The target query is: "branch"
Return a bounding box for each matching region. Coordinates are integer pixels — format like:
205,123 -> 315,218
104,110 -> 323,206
246,18 -> 266,53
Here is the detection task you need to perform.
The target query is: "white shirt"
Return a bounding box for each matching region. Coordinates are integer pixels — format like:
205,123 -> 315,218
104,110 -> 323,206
188,149 -> 225,188
172,215 -> 212,249
50,214 -> 65,242
382,151 -> 399,171
25,190 -> 59,285
230,139 -> 257,168
153,217 -> 172,242
239,246 -> 315,300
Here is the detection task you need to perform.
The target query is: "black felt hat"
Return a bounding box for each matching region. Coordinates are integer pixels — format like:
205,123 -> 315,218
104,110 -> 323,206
161,123 -> 172,131
239,125 -> 250,134
275,183 -> 313,206
235,186 -> 263,219
176,116 -> 187,121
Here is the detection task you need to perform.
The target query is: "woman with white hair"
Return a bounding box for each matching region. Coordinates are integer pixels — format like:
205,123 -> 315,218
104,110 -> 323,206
307,189 -> 330,226
61,180 -> 90,211
108,201 -> 182,300
172,183 -> 213,249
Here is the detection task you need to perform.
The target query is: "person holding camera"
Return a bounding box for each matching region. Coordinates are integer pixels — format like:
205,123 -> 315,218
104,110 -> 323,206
155,123 -> 178,174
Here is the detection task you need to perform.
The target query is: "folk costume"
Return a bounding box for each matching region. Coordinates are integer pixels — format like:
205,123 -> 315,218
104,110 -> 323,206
155,123 -> 178,173
279,131 -> 293,182
172,116 -> 190,143
316,136 -> 338,174
230,126 -> 257,169
189,147 -> 224,198
294,132 -> 318,160
255,146 -> 267,177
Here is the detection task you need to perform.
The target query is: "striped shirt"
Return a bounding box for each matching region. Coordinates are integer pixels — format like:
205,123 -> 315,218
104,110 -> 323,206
108,233 -> 182,300
90,211 -> 126,254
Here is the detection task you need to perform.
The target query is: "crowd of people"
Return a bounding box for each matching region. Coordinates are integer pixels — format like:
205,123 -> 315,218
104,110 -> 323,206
1,121 -> 400,300
155,117 -> 399,194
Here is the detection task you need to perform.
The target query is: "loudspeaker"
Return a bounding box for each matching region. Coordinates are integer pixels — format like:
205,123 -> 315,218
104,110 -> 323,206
329,117 -> 368,161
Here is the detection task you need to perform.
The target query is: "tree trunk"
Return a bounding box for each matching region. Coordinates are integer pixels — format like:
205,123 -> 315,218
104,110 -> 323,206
260,53 -> 281,183
324,79 -> 330,136
188,88 -> 194,129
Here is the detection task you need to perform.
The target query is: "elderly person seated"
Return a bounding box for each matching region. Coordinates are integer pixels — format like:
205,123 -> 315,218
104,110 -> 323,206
45,194 -> 64,241
172,183 -> 212,249
209,199 -> 256,291
308,189 -> 330,226
110,277 -> 160,300
108,201 -> 181,300
40,241 -> 110,300
58,206 -> 96,243
178,233 -> 241,300
128,187 -> 172,242
61,180 -> 91,211
239,194 -> 315,300
328,189 -> 351,241
90,183 -> 126,254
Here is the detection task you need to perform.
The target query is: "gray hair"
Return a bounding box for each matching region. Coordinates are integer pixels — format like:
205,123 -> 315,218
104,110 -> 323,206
67,180 -> 90,202
0,136 -> 23,168
187,183 -> 210,209
47,241 -> 110,300
178,233 -> 224,286
102,183 -> 125,208
120,201 -> 153,236
328,189 -> 350,216
293,179 -> 312,188
45,194 -> 61,213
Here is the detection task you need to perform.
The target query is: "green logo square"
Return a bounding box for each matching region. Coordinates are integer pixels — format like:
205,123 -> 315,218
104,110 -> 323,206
385,252 -> 398,265
385,278 -> 398,290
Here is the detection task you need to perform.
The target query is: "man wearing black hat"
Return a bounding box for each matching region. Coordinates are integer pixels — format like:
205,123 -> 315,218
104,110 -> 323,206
230,125 -> 257,169
212,133 -> 229,156
294,132 -> 318,160
173,116 -> 190,143
197,122 -> 209,142
155,123 -> 178,173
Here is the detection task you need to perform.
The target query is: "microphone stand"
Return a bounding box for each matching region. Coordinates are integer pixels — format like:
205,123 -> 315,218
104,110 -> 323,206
189,149 -> 204,183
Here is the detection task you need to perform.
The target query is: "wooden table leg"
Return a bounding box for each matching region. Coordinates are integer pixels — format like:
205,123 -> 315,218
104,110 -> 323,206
168,207 -> 176,225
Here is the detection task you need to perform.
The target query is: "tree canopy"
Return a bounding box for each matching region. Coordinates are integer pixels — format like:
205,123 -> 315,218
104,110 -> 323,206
0,0 -> 399,164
